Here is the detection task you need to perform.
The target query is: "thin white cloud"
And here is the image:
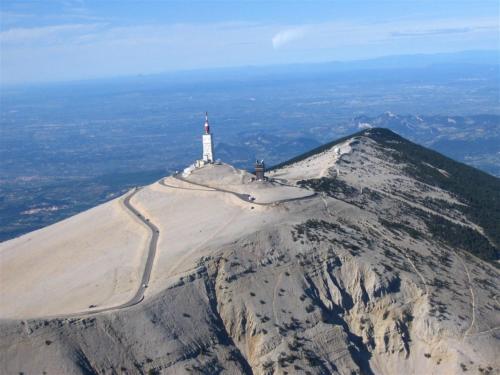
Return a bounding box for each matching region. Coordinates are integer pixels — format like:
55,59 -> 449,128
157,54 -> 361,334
391,25 -> 498,38
272,27 -> 306,49
0,23 -> 102,44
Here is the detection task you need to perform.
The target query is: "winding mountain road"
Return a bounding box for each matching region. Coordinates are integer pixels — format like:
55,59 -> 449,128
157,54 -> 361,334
168,174 -> 317,205
120,188 -> 159,306
49,187 -> 159,318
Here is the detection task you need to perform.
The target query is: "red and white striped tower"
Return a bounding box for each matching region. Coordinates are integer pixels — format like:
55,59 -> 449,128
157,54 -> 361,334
204,112 -> 210,134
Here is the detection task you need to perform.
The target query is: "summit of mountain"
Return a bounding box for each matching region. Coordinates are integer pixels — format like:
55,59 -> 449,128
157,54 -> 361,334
1,128 -> 498,375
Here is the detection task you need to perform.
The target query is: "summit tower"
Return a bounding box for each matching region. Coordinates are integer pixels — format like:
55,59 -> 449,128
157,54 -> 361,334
202,112 -> 214,163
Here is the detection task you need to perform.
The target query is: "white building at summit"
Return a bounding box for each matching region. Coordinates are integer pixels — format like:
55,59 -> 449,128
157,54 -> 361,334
202,112 -> 214,163
191,112 -> 215,170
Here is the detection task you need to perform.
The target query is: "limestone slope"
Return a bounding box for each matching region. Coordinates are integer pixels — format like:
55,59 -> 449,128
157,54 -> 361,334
0,192 -> 151,318
1,128 -> 499,375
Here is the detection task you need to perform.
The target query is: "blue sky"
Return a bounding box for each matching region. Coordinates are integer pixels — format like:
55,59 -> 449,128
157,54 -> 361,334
1,0 -> 499,84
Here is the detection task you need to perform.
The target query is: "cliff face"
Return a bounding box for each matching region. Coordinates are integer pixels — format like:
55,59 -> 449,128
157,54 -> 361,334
1,129 -> 499,375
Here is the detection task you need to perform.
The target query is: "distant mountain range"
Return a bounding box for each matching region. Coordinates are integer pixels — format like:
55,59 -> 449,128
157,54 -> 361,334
79,49 -> 499,86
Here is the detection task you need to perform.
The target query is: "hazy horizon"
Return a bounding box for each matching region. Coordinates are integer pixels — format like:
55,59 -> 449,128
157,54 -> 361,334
1,0 -> 499,85
1,48 -> 498,88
